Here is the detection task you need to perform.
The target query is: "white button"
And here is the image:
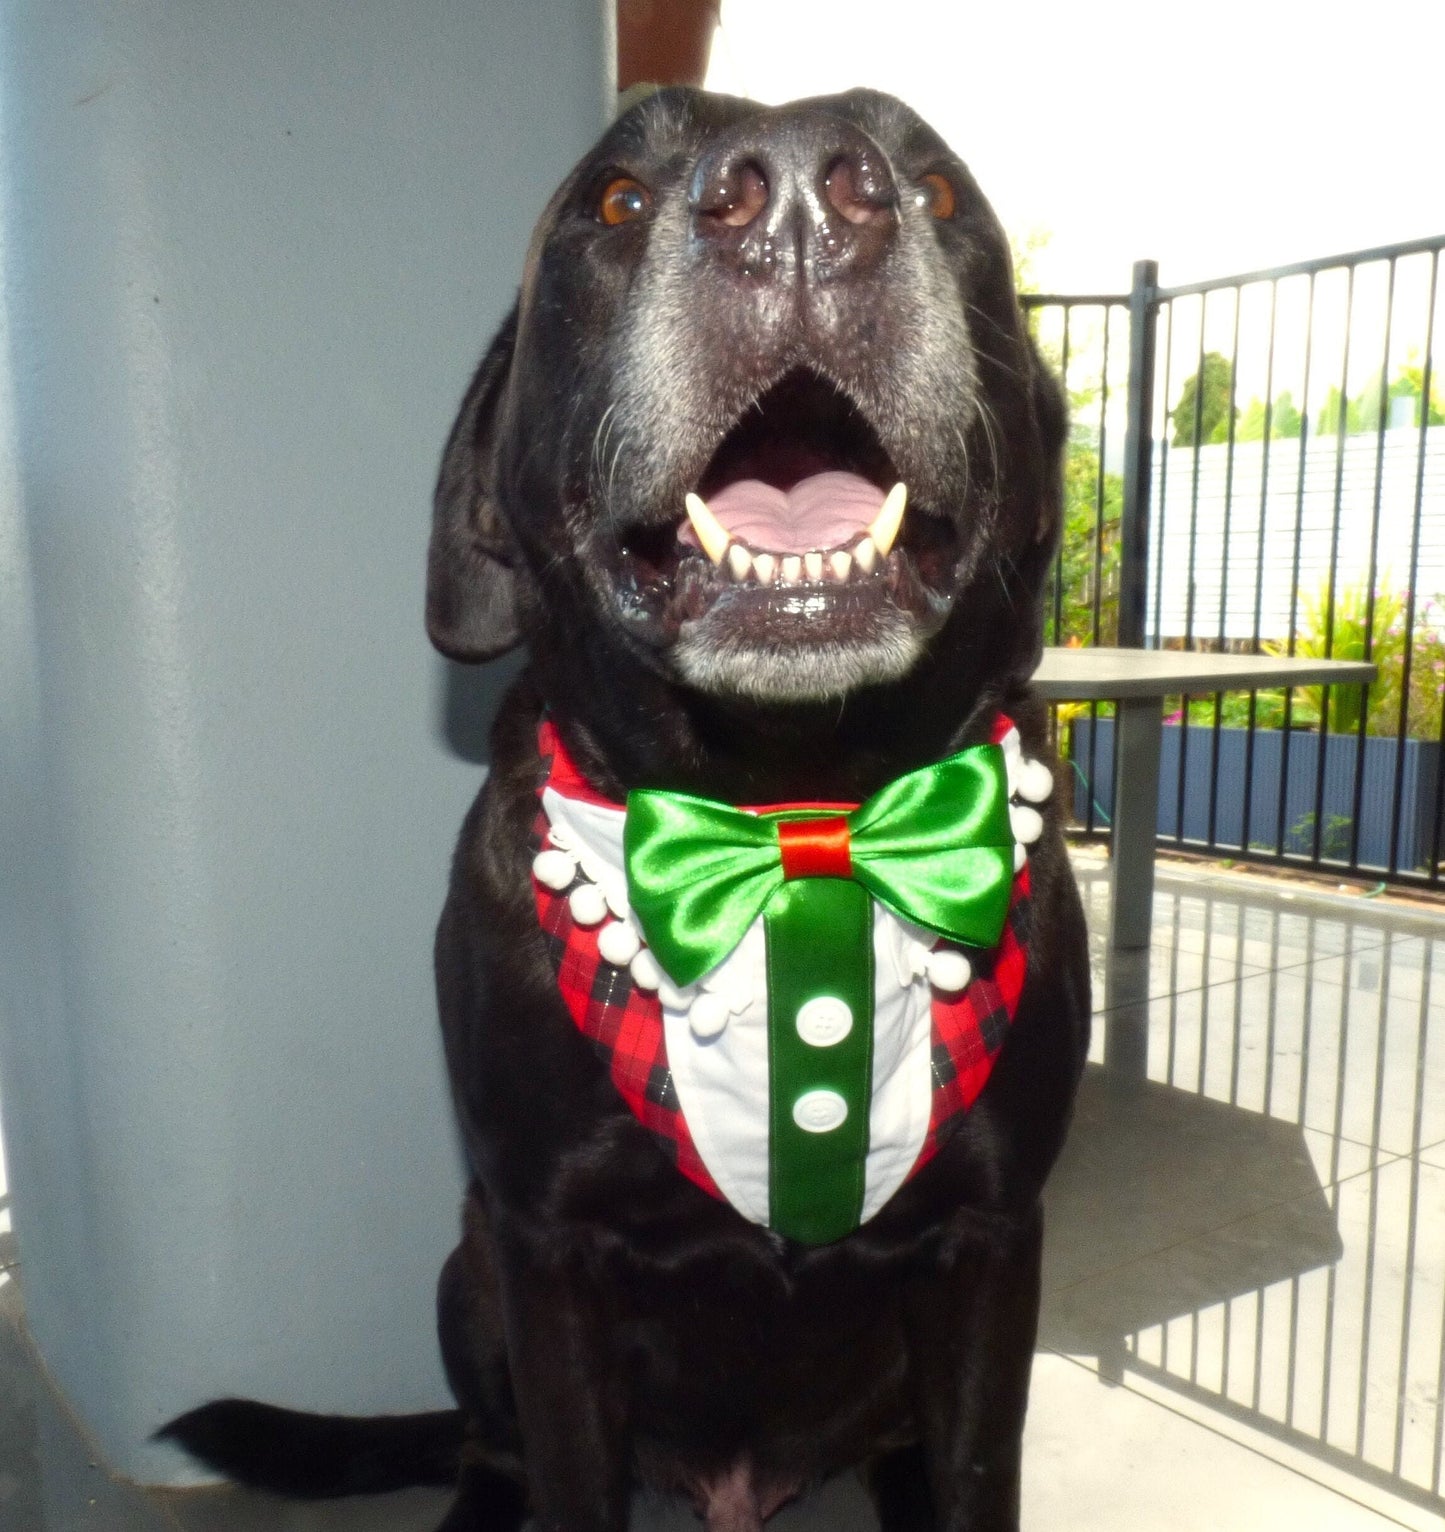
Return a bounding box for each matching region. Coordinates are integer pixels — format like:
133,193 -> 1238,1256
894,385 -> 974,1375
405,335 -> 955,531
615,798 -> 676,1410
796,995 -> 853,1048
792,1089 -> 848,1133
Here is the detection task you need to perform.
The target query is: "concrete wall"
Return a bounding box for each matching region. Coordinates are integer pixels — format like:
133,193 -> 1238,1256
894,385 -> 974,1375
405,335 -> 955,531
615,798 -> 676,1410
0,0 -> 610,1484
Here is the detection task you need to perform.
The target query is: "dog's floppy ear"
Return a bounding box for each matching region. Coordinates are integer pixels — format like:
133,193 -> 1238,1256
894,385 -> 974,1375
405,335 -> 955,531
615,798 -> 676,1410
426,307 -> 523,662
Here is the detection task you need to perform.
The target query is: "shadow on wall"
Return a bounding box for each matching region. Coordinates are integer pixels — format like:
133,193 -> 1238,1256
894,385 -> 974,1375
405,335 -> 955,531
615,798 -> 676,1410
435,652 -> 527,767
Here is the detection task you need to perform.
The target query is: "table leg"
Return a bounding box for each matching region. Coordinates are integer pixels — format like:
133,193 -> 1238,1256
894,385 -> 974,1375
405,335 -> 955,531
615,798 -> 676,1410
1109,696 -> 1163,951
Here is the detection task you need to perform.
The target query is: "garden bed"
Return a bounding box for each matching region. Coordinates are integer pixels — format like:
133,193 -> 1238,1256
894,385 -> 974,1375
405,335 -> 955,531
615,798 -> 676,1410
1069,716 -> 1441,871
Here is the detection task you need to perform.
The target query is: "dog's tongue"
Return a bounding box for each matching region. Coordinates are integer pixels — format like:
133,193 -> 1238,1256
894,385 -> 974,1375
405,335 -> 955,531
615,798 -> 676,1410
682,470 -> 885,554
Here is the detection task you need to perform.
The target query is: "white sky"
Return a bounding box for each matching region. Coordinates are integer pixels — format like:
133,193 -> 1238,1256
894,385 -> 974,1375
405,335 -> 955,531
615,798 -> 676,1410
704,0 -> 1445,297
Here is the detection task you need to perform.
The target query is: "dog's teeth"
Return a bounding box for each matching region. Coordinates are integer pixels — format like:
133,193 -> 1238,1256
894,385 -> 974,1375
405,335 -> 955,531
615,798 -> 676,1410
727,544 -> 753,582
751,552 -> 776,585
684,492 -> 731,566
803,551 -> 824,582
853,537 -> 878,575
828,549 -> 853,582
781,555 -> 802,584
867,482 -> 907,558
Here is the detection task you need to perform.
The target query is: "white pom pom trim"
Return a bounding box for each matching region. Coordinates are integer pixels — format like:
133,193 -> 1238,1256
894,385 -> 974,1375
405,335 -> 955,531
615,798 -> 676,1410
596,918 -> 642,967
1016,756 -> 1054,804
925,948 -> 973,993
568,882 -> 609,927
532,848 -> 578,891
1009,804 -> 1044,845
687,991 -> 732,1039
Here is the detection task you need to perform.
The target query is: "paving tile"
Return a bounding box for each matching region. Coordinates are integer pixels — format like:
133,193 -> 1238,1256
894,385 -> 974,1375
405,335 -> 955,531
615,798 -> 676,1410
1042,1065 -> 1382,1297
1043,1157 -> 1445,1527
1077,865 -> 1404,972
0,1306 -> 179,1532
1308,937 -> 1445,1015
1024,1351 -> 1408,1532
1087,928 -> 1266,1015
1103,959 -> 1445,1158
152,1482 -> 453,1532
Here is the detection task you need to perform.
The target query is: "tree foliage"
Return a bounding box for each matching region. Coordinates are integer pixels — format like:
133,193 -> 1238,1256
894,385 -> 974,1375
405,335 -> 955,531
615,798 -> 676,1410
1171,352 -> 1237,446
1236,357 -> 1442,444
1236,390 -> 1302,441
1315,364 -> 1445,437
1049,432 -> 1124,647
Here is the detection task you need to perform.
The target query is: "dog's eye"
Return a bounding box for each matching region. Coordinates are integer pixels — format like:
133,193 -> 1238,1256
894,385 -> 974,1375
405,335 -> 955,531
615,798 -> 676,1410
598,176 -> 652,227
914,173 -> 957,221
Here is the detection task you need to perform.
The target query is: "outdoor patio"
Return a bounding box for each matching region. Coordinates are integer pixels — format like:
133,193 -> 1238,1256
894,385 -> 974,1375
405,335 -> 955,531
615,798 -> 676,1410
2,850 -> 1441,1532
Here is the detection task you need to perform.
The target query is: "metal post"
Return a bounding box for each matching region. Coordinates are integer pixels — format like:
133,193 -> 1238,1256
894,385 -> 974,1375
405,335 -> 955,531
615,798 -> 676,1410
1118,259 -> 1159,648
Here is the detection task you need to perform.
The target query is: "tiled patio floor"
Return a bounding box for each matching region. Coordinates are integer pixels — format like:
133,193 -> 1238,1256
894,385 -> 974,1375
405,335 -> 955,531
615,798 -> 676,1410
2,850 -> 1443,1530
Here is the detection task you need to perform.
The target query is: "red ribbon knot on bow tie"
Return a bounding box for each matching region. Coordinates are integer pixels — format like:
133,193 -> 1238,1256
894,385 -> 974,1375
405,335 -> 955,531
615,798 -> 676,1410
776,816 -> 853,880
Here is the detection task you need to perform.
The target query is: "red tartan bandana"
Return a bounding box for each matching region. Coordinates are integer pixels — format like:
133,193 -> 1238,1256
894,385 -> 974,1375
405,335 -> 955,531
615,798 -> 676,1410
529,720 -> 1032,1215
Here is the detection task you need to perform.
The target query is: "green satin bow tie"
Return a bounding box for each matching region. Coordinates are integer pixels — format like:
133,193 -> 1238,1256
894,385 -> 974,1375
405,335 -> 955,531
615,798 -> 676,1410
623,743 -> 1015,988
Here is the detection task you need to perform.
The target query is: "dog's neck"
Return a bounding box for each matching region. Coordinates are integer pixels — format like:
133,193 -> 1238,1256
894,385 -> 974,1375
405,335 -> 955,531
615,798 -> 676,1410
528,614 -> 1035,806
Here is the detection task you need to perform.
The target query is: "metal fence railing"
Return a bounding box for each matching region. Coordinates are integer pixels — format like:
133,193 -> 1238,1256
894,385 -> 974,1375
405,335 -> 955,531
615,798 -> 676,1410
1025,234 -> 1445,890
1067,867 -> 1445,1517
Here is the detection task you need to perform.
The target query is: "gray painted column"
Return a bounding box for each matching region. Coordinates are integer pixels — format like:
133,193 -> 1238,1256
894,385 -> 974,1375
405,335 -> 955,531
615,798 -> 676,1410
0,0 -> 610,1484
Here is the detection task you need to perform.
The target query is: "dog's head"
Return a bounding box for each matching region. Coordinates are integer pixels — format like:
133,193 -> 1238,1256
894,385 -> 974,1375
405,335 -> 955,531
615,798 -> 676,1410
429,88 -> 1064,733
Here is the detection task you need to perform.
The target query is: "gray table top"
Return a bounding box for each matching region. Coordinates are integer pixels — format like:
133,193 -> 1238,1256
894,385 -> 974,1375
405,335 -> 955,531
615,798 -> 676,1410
1032,645 -> 1377,701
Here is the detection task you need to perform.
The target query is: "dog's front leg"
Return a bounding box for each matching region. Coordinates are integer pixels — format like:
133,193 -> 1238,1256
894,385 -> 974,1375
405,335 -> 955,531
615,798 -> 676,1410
493,1214 -> 631,1532
900,1205 -> 1043,1532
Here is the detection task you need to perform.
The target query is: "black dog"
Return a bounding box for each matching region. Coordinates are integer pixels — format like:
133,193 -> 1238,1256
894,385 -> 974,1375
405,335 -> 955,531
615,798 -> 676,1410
165,87 -> 1090,1532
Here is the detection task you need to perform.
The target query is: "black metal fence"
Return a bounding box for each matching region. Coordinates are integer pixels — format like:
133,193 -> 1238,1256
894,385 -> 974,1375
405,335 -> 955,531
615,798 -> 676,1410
1024,234 -> 1445,889
1067,866 -> 1445,1517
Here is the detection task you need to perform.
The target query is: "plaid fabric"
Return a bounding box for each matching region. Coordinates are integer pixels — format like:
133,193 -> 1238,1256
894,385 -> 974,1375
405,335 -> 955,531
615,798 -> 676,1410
531,719 -> 1030,1211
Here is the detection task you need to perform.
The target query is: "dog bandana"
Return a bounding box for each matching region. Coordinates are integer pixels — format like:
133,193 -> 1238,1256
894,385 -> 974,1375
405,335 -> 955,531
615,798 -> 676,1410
529,718 -> 1052,1243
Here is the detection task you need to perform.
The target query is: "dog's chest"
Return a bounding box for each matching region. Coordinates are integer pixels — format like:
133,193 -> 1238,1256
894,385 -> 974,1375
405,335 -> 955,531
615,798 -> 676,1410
526,722 -> 1040,1240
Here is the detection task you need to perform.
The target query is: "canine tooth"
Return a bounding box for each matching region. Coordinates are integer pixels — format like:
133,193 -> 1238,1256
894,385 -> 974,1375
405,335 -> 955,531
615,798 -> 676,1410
684,492 -> 731,566
853,537 -> 878,574
727,544 -> 753,581
804,551 -> 824,581
867,482 -> 907,557
752,552 -> 777,585
781,555 -> 802,584
828,550 -> 853,582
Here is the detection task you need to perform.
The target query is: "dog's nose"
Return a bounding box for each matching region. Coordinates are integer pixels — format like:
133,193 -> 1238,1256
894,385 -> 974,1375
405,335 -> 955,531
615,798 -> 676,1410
689,115 -> 899,283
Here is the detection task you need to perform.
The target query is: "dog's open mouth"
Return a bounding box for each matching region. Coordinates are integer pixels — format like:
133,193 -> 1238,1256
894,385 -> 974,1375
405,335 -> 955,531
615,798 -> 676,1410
613,370 -> 959,686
